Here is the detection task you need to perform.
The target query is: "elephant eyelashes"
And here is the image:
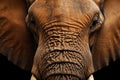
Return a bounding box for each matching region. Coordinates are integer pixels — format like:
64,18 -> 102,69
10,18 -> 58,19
92,14 -> 99,27
90,14 -> 102,32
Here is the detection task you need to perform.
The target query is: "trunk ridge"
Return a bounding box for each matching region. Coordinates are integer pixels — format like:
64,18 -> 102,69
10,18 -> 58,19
32,24 -> 94,80
39,50 -> 87,80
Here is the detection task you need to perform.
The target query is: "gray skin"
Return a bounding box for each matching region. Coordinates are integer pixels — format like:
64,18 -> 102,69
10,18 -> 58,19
26,0 -> 104,80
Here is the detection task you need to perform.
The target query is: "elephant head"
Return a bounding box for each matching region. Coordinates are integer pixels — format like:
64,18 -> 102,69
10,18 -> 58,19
26,0 -> 104,80
2,0 -> 120,80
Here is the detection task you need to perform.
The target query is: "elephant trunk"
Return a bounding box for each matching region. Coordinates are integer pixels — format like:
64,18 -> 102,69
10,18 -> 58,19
31,74 -> 94,80
31,22 -> 94,80
41,50 -> 86,80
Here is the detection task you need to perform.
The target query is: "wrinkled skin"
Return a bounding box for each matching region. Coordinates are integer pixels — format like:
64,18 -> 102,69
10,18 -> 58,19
1,0 -> 120,80
26,0 -> 104,80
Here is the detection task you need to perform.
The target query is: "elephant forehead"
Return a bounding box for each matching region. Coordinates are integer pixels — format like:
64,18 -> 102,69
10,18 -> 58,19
29,0 -> 99,24
34,0 -> 98,11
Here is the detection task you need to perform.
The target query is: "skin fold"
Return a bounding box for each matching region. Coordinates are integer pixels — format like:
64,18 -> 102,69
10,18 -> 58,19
1,0 -> 120,80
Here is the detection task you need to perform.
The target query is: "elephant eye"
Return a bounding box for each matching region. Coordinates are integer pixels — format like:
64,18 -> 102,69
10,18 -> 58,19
26,15 -> 36,27
91,14 -> 99,27
90,13 -> 102,32
29,16 -> 36,25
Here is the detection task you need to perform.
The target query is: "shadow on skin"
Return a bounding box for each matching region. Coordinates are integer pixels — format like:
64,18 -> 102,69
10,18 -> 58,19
0,54 -> 32,80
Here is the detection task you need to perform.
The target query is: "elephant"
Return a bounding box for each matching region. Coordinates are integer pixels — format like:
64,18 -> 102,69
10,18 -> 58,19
0,0 -> 120,80
27,0 -> 120,80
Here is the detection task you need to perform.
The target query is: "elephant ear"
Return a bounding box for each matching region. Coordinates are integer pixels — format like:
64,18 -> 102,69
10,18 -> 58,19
91,0 -> 120,71
0,0 -> 37,71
